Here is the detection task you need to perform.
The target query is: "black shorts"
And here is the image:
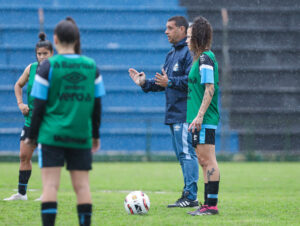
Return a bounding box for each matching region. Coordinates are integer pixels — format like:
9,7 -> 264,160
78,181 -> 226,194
191,127 -> 216,146
38,144 -> 92,171
20,126 -> 30,141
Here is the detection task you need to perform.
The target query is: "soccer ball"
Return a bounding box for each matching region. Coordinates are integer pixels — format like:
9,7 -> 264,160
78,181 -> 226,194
124,191 -> 150,215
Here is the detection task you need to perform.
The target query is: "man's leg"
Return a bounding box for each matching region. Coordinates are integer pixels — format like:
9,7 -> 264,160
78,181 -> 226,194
167,124 -> 187,207
168,123 -> 199,208
169,124 -> 185,186
179,123 -> 199,201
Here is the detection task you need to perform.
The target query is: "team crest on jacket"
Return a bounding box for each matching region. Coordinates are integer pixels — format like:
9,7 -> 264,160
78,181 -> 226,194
173,62 -> 179,72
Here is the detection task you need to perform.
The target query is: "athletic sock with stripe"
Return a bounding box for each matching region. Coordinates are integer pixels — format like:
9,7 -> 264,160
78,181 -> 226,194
77,204 -> 92,226
41,202 -> 57,226
18,170 -> 31,195
207,181 -> 219,206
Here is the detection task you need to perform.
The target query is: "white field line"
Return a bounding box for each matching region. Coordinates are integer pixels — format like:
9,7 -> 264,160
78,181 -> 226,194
11,189 -> 174,194
13,189 -> 39,192
99,190 -> 171,194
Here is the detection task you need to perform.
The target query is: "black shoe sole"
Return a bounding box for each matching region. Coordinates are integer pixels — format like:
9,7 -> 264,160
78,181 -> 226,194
167,205 -> 179,208
179,204 -> 199,208
188,210 -> 219,216
167,203 -> 199,208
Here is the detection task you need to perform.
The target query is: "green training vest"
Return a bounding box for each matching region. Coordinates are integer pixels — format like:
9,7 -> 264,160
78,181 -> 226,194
38,55 -> 97,148
25,62 -> 38,127
186,51 -> 219,125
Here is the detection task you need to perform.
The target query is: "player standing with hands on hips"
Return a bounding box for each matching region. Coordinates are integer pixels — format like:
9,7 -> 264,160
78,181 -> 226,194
129,16 -> 199,208
4,33 -> 53,201
186,16 -> 220,216
25,17 -> 105,226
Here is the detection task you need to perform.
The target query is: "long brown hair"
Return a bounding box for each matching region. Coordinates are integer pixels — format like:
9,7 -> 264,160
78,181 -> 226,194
190,16 -> 213,60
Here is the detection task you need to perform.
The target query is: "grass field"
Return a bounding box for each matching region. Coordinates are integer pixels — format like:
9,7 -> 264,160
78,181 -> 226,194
0,162 -> 300,225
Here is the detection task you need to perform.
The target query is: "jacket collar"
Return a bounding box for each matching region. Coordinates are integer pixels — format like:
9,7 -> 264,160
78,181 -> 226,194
173,37 -> 187,49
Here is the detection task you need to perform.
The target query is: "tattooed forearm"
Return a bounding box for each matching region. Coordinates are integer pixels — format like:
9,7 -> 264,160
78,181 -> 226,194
207,168 -> 215,181
197,84 -> 214,117
208,87 -> 214,98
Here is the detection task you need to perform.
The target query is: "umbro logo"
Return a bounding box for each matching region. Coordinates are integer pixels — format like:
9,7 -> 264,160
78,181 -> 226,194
54,62 -> 60,68
63,72 -> 86,84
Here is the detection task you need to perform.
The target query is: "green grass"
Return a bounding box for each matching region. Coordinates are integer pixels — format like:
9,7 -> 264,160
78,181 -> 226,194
0,162 -> 300,225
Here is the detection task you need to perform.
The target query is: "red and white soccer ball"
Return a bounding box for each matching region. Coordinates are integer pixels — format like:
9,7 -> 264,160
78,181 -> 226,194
124,191 -> 150,215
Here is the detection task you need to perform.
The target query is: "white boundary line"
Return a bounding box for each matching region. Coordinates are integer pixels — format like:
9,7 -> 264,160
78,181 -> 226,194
11,189 -> 175,194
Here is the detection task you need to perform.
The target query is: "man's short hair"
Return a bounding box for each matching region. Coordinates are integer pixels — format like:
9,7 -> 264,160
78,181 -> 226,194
168,16 -> 189,33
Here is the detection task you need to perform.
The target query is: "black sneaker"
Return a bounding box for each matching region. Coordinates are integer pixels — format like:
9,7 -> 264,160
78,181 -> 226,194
167,191 -> 184,208
167,191 -> 199,208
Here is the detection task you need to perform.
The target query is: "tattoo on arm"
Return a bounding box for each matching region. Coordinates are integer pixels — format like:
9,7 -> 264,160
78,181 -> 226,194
207,168 -> 215,182
208,87 -> 214,98
198,85 -> 214,117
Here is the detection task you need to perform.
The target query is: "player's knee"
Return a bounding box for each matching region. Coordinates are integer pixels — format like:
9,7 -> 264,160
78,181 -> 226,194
73,183 -> 89,195
44,183 -> 59,194
19,152 -> 31,163
197,156 -> 208,168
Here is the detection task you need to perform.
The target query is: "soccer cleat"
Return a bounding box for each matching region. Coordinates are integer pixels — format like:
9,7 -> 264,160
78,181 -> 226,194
187,203 -> 207,215
3,193 -> 28,201
167,192 -> 199,208
188,205 -> 218,216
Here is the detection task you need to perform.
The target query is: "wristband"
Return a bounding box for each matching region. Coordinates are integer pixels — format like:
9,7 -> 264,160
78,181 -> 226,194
167,79 -> 172,87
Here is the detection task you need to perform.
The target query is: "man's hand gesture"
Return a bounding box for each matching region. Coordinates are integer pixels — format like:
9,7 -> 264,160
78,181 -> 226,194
128,68 -> 146,86
155,68 -> 168,87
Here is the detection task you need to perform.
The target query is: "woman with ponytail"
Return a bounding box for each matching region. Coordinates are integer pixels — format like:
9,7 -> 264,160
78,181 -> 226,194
4,32 -> 53,201
25,17 -> 105,226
